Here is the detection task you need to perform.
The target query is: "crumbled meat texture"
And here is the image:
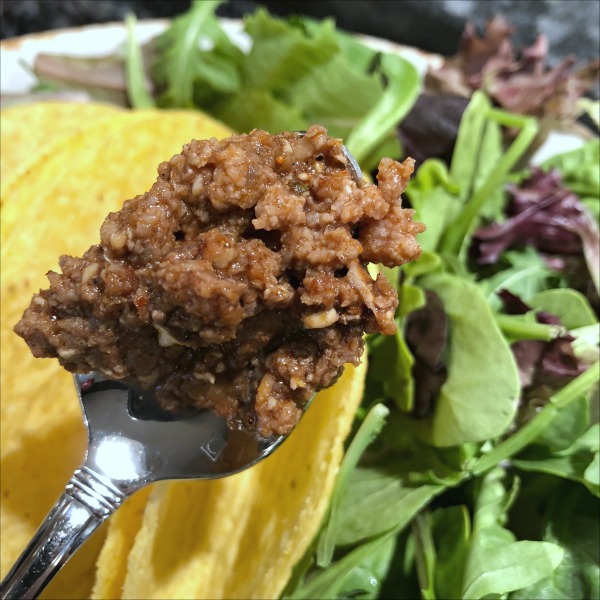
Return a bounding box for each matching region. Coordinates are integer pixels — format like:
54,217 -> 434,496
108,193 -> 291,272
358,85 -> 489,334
15,125 -> 424,437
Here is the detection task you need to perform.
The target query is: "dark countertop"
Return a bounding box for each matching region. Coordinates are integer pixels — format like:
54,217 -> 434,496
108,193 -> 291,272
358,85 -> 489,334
1,0 -> 599,67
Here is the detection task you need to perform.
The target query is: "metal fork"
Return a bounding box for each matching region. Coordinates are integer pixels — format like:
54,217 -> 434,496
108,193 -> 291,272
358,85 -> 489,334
0,373 -> 293,600
0,143 -> 363,600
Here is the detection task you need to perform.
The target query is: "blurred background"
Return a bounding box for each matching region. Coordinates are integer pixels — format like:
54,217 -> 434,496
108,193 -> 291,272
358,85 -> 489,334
1,0 -> 599,66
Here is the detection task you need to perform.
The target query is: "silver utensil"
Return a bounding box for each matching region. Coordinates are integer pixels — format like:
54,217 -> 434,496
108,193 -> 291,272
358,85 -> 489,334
0,143 -> 363,600
1,373 -> 291,600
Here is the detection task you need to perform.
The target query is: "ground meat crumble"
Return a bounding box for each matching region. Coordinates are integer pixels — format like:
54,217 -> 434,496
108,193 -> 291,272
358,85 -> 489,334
15,125 -> 424,437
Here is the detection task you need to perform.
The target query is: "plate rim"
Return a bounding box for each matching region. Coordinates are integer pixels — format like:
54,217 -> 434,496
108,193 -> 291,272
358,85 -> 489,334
0,16 -> 443,95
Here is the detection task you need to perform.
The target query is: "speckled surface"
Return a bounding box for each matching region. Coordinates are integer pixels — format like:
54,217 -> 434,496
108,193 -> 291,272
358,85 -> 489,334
1,0 -> 599,67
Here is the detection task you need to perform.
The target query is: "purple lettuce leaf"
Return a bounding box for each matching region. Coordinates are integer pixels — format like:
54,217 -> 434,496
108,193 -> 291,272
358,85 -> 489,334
397,94 -> 470,166
472,168 -> 600,295
498,290 -> 586,389
405,290 -> 448,418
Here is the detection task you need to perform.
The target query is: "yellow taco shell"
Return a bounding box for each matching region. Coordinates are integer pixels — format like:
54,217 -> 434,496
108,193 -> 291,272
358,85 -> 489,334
1,103 -> 367,600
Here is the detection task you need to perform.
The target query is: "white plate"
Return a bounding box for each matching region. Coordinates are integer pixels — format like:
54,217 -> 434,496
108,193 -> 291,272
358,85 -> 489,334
0,18 -> 442,94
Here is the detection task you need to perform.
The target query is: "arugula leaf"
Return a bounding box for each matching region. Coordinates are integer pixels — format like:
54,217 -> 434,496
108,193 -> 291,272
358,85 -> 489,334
413,273 -> 520,446
345,53 -> 420,164
317,404 -> 390,566
462,468 -> 564,599
150,5 -> 421,170
124,14 -> 155,108
152,0 -> 242,108
442,94 -> 539,258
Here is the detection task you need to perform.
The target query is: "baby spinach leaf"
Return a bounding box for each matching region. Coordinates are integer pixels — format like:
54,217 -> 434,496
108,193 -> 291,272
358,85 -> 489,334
286,531 -> 396,600
463,468 -> 564,599
532,395 -> 590,452
528,288 -> 598,330
513,423 -> 600,496
512,482 -> 600,599
430,505 -> 471,600
541,139 -> 600,200
369,330 -> 415,414
333,462 -> 445,547
413,273 -> 520,446
334,535 -> 397,600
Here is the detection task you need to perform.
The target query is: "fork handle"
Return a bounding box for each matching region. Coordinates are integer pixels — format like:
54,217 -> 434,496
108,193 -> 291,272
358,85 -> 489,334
0,466 -> 126,600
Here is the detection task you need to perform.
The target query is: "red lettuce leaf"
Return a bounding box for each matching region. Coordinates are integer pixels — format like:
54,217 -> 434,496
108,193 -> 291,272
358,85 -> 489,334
472,169 -> 600,292
426,16 -> 599,122
499,290 -> 586,389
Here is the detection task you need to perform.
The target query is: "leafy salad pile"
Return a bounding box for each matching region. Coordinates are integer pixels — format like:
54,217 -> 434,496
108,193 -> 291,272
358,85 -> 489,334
25,1 -> 600,598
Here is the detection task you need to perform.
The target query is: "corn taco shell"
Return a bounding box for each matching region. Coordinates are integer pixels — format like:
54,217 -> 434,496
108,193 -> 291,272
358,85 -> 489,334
1,103 -> 367,599
0,105 -> 231,597
0,102 -> 120,200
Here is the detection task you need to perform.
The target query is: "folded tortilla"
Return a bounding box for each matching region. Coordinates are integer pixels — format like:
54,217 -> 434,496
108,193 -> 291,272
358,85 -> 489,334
1,103 -> 367,599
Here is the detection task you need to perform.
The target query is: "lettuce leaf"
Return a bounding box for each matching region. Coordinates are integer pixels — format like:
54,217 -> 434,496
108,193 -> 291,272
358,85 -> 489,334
149,4 -> 421,169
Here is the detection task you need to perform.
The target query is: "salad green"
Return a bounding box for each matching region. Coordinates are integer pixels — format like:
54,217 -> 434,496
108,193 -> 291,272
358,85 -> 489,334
26,1 -> 600,597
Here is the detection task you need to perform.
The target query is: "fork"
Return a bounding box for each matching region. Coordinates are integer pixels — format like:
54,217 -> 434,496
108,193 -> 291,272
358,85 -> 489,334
0,142 -> 363,600
0,373 -> 293,600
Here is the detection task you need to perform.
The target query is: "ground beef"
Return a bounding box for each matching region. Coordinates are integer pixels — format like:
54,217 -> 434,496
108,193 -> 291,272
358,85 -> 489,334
15,125 -> 424,437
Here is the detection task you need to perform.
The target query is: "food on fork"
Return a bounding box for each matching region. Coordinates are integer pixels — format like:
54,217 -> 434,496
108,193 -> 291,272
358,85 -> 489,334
15,125 -> 424,437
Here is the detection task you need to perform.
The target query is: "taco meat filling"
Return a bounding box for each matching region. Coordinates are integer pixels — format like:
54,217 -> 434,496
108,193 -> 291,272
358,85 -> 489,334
15,125 -> 424,437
